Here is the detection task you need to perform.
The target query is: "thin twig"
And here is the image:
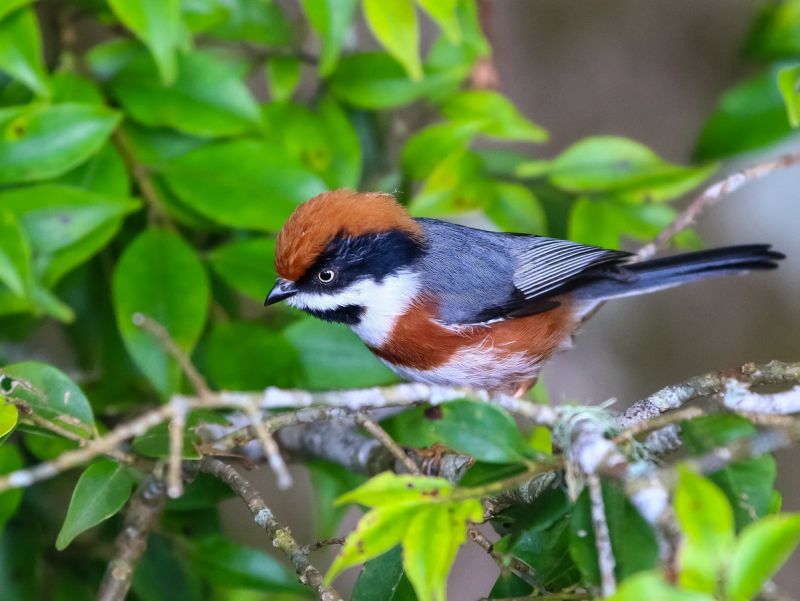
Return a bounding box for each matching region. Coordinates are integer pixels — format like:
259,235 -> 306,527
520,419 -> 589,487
355,413 -> 420,474
244,404 -> 293,490
112,130 -> 172,227
636,152 -> 800,261
97,475 -> 166,601
587,474 -> 616,596
200,457 -> 341,601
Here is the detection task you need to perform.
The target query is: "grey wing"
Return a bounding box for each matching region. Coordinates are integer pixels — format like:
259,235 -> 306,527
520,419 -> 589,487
415,219 -> 631,325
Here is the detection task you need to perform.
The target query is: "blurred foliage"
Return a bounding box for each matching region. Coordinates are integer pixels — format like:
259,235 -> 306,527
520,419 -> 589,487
0,1 -> 796,600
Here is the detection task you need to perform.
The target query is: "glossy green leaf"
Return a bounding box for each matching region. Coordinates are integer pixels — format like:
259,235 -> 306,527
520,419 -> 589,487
300,0 -> 358,75
402,501 -> 482,601
570,481 -> 659,586
402,121 -> 483,180
0,445 -> 23,536
608,571 -> 716,601
778,64 -> 800,127
0,103 -> 120,184
330,52 -> 451,109
207,237 -> 275,302
681,414 -> 777,530
204,321 -> 301,389
408,150 -> 487,217
568,197 -> 676,249
485,182 -> 546,234
443,90 -> 548,143
266,56 -> 301,101
308,460 -> 366,539
549,136 -> 715,201
113,230 -> 210,397
186,535 -> 304,593
337,473 -> 453,508
744,0 -> 800,60
352,546 -> 417,601
181,0 -> 230,33
417,0 -> 460,42
284,317 -> 397,390
726,513 -> 800,601
0,7 -> 48,96
49,70 -> 104,105
121,122 -> 207,167
1,361 -> 94,434
0,1 -> 31,22
674,466 -> 735,593
0,209 -> 31,298
209,0 -> 294,46
107,0 -> 181,83
433,400 -> 527,463
695,68 -> 793,161
55,460 -> 134,550
162,139 -> 326,231
106,46 -> 261,137
363,0 -> 422,80
0,404 -> 18,439
55,142 -> 131,197
327,504 -> 419,582
133,534 -> 204,601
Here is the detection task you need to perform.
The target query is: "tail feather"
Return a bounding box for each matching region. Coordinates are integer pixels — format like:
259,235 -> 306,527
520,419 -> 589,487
575,244 -> 785,302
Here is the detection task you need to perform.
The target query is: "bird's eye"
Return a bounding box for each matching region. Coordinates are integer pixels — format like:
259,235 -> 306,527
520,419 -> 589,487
317,269 -> 336,284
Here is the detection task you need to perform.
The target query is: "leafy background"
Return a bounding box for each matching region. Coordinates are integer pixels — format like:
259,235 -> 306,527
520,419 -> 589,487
0,0 -> 799,600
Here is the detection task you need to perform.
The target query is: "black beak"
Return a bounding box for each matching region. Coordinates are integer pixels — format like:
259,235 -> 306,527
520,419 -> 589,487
264,279 -> 298,306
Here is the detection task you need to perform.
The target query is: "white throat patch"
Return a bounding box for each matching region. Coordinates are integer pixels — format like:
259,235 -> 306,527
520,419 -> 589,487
287,271 -> 421,347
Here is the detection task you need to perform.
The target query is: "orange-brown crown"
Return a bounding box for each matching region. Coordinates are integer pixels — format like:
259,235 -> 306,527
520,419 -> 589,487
274,189 -> 424,281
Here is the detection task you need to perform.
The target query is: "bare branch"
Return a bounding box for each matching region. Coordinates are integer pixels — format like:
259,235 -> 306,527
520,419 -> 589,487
199,457 -> 341,601
97,475 -> 166,601
587,474 -> 616,596
636,152 -> 800,261
355,412 -> 420,474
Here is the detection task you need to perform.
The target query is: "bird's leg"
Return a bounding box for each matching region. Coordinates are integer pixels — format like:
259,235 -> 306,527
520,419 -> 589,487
512,379 -> 537,399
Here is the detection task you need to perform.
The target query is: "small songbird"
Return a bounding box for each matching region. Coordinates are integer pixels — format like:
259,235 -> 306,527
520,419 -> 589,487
265,190 -> 784,397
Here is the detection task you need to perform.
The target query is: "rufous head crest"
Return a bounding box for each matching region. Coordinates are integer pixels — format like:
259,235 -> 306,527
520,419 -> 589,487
274,189 -> 423,281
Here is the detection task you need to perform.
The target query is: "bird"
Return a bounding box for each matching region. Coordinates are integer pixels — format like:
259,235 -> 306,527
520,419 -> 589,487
265,189 -> 784,397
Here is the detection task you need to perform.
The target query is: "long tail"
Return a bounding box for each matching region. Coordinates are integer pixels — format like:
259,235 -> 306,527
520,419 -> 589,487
575,244 -> 785,302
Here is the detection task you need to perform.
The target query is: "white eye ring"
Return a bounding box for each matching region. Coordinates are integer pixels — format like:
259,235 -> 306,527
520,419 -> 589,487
317,269 -> 336,283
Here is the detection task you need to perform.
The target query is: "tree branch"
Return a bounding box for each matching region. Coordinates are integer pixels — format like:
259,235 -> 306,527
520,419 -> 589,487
199,457 -> 341,601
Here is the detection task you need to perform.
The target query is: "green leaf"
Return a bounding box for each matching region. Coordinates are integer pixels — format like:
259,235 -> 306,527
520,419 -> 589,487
266,56 -> 301,101
204,321 -> 302,389
778,64 -> 800,127
402,121 -> 483,180
402,501 -> 482,601
442,90 -> 548,143
352,546 -> 417,601
300,0 -> 358,75
55,142 -> 131,197
694,68 -> 794,161
569,481 -> 659,587
0,403 -> 18,439
283,317 -> 397,390
549,136 -> 715,201
327,504 -> 419,582
363,0 -> 422,80
417,0 -> 460,42
744,0 -> 800,60
330,52 -> 452,110
0,103 -> 120,184
0,1 -> 32,22
674,466 -> 735,593
485,182 -> 546,234
0,445 -> 23,535
107,0 -> 181,84
207,237 -> 275,302
181,0 -> 230,33
433,400 -> 527,463
55,460 -> 134,550
209,0 -> 294,47
568,197 -> 676,249
337,472 -> 453,508
133,534 -> 204,601
496,488 -> 580,590
726,513 -> 800,601
162,139 -> 326,231
308,460 -> 366,539
0,209 -> 31,298
408,150 -> 486,217
681,414 -> 777,530
186,535 -> 304,593
113,229 -> 210,398
608,571 -> 716,601
107,48 -> 261,138
0,184 -> 139,287
1,361 -> 94,434
0,7 -> 48,96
